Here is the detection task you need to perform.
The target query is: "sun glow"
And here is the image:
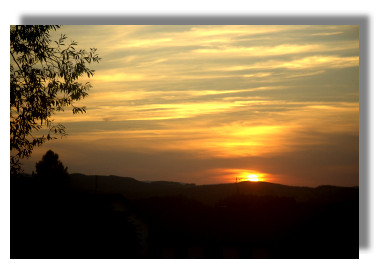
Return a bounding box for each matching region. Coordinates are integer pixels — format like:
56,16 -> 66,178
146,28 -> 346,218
229,170 -> 267,183
246,174 -> 260,182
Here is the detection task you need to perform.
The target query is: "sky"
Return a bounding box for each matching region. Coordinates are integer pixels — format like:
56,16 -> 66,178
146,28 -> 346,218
21,25 -> 359,186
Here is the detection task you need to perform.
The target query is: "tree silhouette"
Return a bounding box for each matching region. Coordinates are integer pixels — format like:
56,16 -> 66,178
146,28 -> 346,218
10,25 -> 100,174
35,150 -> 69,187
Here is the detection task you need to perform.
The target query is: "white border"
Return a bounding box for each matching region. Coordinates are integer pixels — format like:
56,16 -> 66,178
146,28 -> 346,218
2,1 -> 383,268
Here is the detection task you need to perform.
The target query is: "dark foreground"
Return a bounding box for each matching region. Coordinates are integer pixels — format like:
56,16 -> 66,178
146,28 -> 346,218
11,174 -> 359,259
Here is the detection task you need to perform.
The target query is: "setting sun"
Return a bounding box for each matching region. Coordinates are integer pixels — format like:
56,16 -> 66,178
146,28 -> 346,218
228,169 -> 268,183
247,174 -> 260,182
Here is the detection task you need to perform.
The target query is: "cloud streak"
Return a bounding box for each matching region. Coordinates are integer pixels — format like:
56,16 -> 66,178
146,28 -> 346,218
22,25 -> 359,187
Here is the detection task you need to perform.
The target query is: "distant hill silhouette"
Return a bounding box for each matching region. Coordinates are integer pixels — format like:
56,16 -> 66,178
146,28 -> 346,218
68,173 -> 358,205
11,173 -> 358,259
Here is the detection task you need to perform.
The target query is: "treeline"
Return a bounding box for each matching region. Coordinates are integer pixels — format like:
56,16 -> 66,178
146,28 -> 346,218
11,150 -> 359,258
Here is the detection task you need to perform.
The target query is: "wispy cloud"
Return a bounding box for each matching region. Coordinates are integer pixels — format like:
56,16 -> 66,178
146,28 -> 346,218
23,25 -> 359,187
311,31 -> 344,36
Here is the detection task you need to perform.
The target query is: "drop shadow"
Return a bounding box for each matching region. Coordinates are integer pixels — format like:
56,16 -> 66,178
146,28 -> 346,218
21,14 -> 366,25
358,16 -> 370,249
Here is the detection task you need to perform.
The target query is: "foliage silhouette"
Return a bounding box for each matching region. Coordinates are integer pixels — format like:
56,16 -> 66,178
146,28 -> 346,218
10,25 -> 100,174
35,150 -> 68,177
35,150 -> 69,190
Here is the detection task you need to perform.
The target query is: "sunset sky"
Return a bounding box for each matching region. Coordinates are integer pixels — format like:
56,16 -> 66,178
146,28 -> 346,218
21,25 -> 359,186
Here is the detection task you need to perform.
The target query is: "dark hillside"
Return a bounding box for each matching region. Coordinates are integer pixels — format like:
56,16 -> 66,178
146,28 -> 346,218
67,174 -> 358,205
11,174 -> 358,259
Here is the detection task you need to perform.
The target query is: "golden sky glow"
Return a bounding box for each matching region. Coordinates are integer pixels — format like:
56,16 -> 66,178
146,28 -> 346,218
22,25 -> 359,187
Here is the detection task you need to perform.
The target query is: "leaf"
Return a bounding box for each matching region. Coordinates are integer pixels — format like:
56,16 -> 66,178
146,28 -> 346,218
10,25 -> 100,174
